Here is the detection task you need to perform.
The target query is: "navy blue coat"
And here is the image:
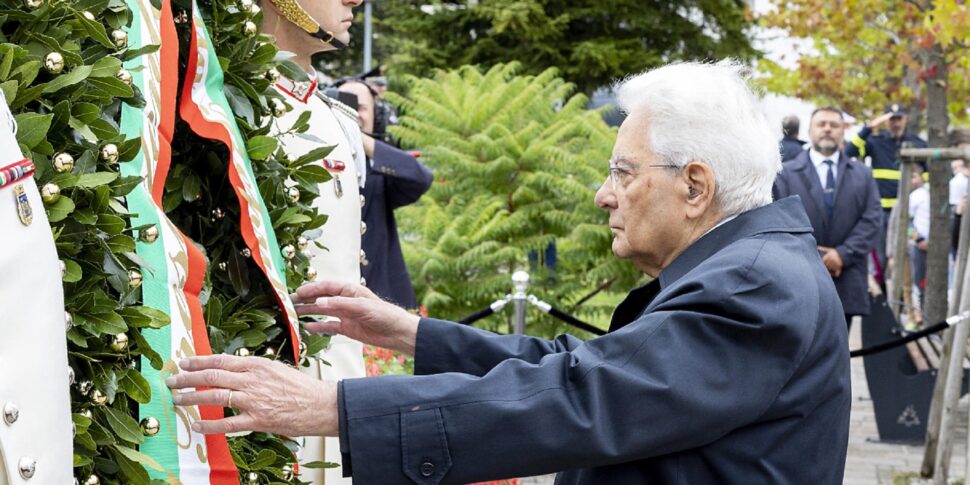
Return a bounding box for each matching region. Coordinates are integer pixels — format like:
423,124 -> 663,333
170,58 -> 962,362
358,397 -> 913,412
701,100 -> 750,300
361,140 -> 433,310
337,198 -> 851,484
779,136 -> 807,162
773,150 -> 882,315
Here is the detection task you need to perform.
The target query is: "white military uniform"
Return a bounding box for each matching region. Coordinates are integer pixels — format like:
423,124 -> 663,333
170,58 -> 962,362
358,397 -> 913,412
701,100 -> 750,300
273,73 -> 367,485
0,94 -> 72,483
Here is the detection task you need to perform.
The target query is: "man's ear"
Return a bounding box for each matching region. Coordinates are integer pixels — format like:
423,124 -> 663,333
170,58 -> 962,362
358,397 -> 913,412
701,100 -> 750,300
683,161 -> 716,218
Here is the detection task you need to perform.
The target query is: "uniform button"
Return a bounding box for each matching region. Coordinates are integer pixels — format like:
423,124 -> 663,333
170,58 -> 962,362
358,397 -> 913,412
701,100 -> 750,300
420,462 -> 435,477
18,457 -> 36,479
360,277 -> 367,286
3,402 -> 19,424
360,249 -> 368,266
359,194 -> 365,208
360,221 -> 367,235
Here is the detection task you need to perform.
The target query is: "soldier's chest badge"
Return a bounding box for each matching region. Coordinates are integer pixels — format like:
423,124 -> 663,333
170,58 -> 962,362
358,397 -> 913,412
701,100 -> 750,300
322,159 -> 347,198
14,183 -> 31,226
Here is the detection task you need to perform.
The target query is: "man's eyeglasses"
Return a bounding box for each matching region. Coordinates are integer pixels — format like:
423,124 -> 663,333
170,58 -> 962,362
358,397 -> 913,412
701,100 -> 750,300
607,160 -> 679,190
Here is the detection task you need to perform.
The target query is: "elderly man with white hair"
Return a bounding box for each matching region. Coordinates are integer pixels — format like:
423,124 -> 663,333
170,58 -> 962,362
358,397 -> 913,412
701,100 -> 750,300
168,61 -> 851,484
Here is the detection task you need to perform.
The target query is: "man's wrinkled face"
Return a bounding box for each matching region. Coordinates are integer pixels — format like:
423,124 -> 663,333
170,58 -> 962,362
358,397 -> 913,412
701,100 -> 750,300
305,0 -> 361,45
809,110 -> 844,156
594,110 -> 683,275
889,115 -> 907,138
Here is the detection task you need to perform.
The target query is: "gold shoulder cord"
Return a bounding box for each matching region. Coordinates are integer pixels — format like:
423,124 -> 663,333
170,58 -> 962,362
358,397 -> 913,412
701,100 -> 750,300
267,0 -> 347,49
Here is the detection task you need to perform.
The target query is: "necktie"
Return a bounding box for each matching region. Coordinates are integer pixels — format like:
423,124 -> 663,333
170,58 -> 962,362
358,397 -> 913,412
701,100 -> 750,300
823,160 -> 835,221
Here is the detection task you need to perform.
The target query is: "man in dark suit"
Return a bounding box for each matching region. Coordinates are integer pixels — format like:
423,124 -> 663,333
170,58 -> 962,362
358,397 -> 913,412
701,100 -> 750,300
169,62 -> 851,484
774,106 -> 882,327
779,114 -> 807,162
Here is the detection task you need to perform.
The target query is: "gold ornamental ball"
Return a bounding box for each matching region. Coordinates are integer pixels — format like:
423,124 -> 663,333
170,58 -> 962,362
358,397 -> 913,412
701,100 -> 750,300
281,244 -> 296,260
128,269 -> 143,289
246,472 -> 259,484
53,152 -> 75,173
241,248 -> 252,258
281,464 -> 294,481
110,332 -> 129,352
242,21 -> 258,37
111,29 -> 129,49
79,408 -> 93,419
76,380 -> 93,395
249,4 -> 261,16
41,183 -> 61,203
81,11 -> 95,21
140,417 -> 161,436
297,237 -> 309,252
140,225 -> 160,243
239,0 -> 254,10
234,347 -> 251,357
217,261 -> 228,272
100,143 -> 120,164
286,186 -> 300,203
265,68 -> 281,83
90,389 -> 107,405
44,52 -> 65,74
268,98 -> 286,118
25,0 -> 43,9
64,311 -> 73,331
115,68 -> 133,86
84,475 -> 100,485
305,266 -> 318,281
263,346 -> 277,357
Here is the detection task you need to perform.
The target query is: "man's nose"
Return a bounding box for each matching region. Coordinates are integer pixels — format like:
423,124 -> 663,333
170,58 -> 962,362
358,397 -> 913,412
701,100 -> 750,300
594,177 -> 616,209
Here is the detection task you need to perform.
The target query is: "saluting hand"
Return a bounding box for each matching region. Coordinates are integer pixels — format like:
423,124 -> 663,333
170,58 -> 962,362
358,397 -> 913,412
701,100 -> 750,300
868,112 -> 894,129
292,281 -> 420,355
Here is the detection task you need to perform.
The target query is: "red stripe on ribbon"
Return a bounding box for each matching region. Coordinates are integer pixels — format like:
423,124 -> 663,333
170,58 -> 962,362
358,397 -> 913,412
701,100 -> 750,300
159,2 -> 239,483
178,8 -> 301,363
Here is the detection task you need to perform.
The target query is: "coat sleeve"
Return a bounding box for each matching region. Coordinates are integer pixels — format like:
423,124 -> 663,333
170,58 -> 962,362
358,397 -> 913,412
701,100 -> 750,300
846,126 -> 874,159
372,139 -> 434,209
337,242 -> 818,484
835,167 -> 882,267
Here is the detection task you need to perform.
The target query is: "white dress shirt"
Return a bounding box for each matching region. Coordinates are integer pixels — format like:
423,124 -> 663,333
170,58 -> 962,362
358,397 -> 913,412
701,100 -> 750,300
809,149 -> 840,188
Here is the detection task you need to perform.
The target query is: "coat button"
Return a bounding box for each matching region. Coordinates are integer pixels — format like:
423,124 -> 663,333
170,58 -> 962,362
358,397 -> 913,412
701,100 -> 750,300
3,402 -> 19,424
359,194 -> 365,208
360,276 -> 367,287
420,461 -> 435,477
18,457 -> 36,479
360,249 -> 368,266
360,221 -> 367,235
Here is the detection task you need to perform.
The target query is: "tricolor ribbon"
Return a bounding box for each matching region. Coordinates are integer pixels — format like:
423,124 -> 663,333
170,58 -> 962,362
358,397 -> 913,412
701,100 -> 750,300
119,0 -> 238,482
179,1 -> 301,360
0,158 -> 34,188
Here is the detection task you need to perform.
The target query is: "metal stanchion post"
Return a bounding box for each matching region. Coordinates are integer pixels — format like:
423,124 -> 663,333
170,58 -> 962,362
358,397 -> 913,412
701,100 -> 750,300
512,271 -> 529,334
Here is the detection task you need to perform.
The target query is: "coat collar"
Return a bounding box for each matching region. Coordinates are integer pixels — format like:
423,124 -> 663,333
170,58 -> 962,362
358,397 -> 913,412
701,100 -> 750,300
658,197 -> 814,289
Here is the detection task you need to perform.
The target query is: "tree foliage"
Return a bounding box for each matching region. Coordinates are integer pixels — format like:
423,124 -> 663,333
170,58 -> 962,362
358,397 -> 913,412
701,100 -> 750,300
332,0 -> 758,93
392,63 -> 641,336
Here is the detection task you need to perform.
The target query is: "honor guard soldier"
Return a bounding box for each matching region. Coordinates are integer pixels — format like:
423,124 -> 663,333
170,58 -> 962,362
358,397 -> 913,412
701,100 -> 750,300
0,93 -> 73,483
846,102 -> 928,280
260,0 -> 364,483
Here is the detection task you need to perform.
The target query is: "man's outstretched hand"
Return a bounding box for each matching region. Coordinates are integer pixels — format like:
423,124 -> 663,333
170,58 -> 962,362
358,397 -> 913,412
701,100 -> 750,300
166,354 -> 338,436
292,281 -> 421,356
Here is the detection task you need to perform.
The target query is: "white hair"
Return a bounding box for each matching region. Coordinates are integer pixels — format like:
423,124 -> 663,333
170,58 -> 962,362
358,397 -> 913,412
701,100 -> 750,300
615,60 -> 782,216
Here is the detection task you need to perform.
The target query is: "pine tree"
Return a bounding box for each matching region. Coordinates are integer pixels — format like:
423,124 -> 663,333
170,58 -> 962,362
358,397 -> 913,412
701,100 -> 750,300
392,63 -> 641,336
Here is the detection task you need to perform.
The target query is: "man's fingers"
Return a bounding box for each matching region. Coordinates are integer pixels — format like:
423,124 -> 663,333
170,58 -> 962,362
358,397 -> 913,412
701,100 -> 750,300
178,354 -> 256,372
303,320 -> 342,335
293,281 -> 360,303
166,369 -> 247,391
172,388 -> 244,408
294,296 -> 362,318
190,414 -> 257,435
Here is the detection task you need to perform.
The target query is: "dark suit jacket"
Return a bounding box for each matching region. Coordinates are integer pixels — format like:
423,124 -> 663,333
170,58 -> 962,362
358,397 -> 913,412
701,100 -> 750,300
779,136 -> 807,162
773,150 -> 882,315
336,198 -> 851,484
361,140 -> 433,309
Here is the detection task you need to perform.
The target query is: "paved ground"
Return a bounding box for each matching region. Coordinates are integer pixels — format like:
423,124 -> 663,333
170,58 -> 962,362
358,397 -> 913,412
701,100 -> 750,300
844,320 -> 968,484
